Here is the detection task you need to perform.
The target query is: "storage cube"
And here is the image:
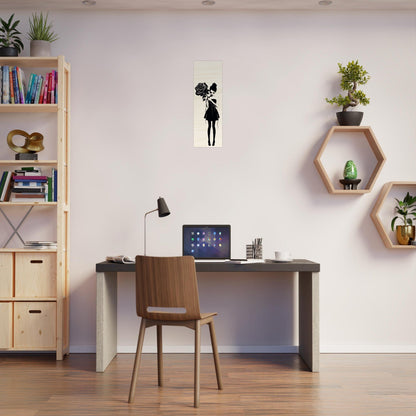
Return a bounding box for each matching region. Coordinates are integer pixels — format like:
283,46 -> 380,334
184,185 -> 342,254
15,252 -> 56,298
14,302 -> 56,349
0,253 -> 13,297
0,302 -> 12,349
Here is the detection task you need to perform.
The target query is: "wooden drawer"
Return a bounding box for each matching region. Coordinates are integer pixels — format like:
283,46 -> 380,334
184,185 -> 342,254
0,302 -> 12,349
15,252 -> 56,298
0,253 -> 13,297
14,302 -> 56,349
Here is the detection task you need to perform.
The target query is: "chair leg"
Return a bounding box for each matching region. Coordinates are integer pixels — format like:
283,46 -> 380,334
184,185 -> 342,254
208,320 -> 223,390
157,325 -> 163,387
194,320 -> 201,408
128,318 -> 147,403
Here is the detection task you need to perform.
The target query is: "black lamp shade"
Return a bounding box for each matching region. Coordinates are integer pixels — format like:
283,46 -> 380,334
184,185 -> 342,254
157,197 -> 170,217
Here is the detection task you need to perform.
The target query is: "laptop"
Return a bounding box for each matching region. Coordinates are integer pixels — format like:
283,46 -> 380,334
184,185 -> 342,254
182,224 -> 232,261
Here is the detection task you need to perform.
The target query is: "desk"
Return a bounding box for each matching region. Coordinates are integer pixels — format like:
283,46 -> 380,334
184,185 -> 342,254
96,259 -> 320,373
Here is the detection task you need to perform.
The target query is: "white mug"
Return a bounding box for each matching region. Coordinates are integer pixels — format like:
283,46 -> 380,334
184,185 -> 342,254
275,251 -> 292,261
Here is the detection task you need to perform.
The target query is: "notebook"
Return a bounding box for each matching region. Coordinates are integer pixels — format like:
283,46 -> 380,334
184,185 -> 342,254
182,224 -> 231,260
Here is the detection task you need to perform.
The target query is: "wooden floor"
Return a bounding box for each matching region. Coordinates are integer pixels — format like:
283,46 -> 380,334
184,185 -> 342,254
0,353 -> 415,416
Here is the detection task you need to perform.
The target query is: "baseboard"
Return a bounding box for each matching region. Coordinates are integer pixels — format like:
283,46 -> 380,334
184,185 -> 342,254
69,344 -> 416,354
321,345 -> 416,353
117,345 -> 299,353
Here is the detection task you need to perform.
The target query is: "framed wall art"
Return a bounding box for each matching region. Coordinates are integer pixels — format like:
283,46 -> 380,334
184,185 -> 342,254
194,61 -> 223,147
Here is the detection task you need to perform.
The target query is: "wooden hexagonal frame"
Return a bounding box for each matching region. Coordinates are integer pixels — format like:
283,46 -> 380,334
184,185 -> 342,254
314,126 -> 386,194
370,181 -> 416,249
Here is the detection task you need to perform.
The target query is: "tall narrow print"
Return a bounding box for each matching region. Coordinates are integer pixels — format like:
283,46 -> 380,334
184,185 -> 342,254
194,61 -> 222,147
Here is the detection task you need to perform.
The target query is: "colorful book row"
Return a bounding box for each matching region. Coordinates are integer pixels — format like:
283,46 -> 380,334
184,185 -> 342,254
0,66 -> 58,105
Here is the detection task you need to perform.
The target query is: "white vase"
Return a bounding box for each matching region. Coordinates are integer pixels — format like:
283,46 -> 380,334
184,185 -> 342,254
30,40 -> 51,57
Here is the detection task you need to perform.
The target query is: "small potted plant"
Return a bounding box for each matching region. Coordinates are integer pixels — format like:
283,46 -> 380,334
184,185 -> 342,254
0,14 -> 24,56
326,60 -> 370,126
27,12 -> 59,57
391,192 -> 416,245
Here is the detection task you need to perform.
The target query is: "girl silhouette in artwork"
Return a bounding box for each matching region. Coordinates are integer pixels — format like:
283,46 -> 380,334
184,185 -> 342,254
204,83 -> 220,146
195,81 -> 220,147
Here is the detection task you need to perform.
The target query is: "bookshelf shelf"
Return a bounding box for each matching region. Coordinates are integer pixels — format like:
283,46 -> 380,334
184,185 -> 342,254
0,160 -> 58,166
0,104 -> 58,113
0,56 -> 70,359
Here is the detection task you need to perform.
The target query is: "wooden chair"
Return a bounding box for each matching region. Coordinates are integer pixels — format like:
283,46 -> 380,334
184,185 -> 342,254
128,255 -> 223,408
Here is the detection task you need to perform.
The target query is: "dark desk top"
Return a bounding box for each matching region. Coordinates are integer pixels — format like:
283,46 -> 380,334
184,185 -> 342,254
96,259 -> 320,273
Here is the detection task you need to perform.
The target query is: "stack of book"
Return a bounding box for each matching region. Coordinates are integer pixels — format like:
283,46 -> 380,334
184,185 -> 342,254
24,241 -> 57,250
0,167 -> 57,202
1,66 -> 58,104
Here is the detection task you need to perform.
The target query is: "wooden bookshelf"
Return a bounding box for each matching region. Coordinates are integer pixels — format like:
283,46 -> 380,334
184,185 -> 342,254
0,56 -> 70,359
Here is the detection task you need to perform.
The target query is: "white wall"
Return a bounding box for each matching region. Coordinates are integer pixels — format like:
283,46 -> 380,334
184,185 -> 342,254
1,9 -> 416,353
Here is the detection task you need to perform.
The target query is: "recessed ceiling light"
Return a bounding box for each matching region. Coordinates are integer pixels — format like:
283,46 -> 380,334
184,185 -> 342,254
318,0 -> 332,5
202,0 -> 215,5
82,0 -> 96,5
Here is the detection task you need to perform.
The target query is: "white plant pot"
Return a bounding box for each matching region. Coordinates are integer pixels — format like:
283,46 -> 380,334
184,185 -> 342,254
30,40 -> 51,57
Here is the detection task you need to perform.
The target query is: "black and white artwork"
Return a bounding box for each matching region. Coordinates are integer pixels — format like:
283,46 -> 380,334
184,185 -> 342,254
194,61 -> 222,147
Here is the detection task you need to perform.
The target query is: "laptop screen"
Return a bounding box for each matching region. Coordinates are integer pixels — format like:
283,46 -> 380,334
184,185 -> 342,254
182,225 -> 231,259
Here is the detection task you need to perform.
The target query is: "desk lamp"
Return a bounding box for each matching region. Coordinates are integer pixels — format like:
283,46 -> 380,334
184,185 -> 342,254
144,197 -> 170,255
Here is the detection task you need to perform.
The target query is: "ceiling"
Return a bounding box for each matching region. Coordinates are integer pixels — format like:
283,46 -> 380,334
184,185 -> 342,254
2,0 -> 416,11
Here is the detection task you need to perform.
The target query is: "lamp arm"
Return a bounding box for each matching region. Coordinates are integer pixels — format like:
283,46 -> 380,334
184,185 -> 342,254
144,208 -> 158,256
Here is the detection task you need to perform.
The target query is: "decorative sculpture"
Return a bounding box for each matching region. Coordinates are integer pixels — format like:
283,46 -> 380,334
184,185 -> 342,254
340,160 -> 361,190
7,129 -> 44,160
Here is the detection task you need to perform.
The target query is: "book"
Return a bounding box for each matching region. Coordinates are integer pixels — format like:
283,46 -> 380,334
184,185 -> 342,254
42,75 -> 49,104
8,67 -> 14,104
13,175 -> 48,181
12,187 -> 46,193
16,66 -> 25,103
47,176 -> 52,202
106,255 -> 135,264
34,75 -> 43,104
2,65 -> 9,104
25,73 -> 35,103
53,168 -> 57,201
0,171 -> 7,196
48,72 -> 54,104
0,172 -> 13,201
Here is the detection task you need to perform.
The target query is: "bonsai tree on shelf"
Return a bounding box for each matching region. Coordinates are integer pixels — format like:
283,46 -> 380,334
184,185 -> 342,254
0,13 -> 24,56
391,192 -> 416,245
326,60 -> 370,125
27,12 -> 59,57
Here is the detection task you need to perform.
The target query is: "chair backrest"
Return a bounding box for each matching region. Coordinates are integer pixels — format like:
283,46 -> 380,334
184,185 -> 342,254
135,255 -> 202,321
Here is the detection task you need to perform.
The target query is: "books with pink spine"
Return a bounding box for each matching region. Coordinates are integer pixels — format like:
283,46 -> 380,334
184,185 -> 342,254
13,175 -> 48,181
50,71 -> 55,104
42,74 -> 49,104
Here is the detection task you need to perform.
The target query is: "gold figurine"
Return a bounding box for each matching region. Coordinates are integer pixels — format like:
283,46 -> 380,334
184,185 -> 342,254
7,129 -> 44,159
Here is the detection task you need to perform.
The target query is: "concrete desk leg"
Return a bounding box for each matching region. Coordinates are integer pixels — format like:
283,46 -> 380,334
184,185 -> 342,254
298,271 -> 319,372
96,271 -> 118,372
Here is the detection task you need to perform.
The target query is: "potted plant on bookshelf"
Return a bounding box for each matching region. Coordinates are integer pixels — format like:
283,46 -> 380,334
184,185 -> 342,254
391,192 -> 416,245
326,60 -> 370,126
27,12 -> 59,57
0,14 -> 24,56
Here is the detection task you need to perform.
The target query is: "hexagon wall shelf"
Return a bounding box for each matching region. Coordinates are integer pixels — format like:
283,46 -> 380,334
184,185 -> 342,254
314,126 -> 386,194
370,181 -> 416,249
